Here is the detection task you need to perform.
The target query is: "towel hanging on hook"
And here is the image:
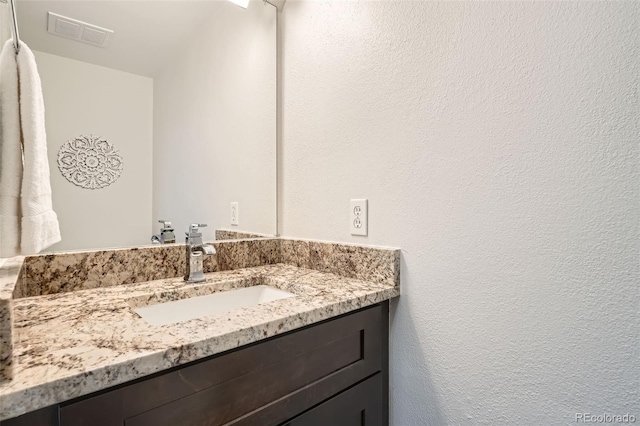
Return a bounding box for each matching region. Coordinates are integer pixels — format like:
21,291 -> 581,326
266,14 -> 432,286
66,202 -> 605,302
0,38 -> 62,256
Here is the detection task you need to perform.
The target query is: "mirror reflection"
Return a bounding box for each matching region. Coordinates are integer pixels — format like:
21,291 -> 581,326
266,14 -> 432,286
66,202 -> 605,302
9,0 -> 276,252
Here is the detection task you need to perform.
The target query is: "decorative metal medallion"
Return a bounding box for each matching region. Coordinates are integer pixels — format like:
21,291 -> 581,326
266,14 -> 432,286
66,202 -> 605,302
57,135 -> 123,189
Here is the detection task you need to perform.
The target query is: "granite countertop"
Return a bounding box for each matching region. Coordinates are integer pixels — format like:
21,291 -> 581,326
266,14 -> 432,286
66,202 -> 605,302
0,263 -> 399,421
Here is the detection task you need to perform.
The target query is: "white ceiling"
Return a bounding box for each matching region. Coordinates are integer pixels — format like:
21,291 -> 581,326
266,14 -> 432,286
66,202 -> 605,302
17,0 -> 228,77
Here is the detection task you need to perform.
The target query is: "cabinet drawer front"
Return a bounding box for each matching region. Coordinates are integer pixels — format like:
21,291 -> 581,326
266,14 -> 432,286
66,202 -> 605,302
284,374 -> 383,426
125,332 -> 362,426
60,304 -> 383,426
0,406 -> 59,426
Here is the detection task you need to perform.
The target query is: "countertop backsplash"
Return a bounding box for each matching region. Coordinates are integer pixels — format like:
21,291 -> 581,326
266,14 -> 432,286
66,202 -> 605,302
0,237 -> 399,388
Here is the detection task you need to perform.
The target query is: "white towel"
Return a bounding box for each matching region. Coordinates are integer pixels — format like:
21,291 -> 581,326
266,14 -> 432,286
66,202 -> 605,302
0,39 -> 22,257
0,40 -> 60,256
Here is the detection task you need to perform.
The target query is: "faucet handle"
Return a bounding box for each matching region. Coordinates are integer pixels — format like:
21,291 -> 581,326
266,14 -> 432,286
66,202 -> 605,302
189,223 -> 207,233
187,223 -> 208,239
158,220 -> 173,229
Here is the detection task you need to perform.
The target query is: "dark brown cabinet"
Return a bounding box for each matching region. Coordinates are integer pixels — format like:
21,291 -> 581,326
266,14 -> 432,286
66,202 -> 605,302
283,374 -> 383,426
1,302 -> 389,426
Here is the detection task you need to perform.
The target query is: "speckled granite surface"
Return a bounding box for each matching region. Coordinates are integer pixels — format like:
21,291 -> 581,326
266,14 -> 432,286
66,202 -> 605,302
0,238 -> 400,421
12,238 -> 398,299
15,239 -> 281,299
0,264 -> 399,420
280,238 -> 400,287
215,229 -> 272,240
0,257 -> 23,381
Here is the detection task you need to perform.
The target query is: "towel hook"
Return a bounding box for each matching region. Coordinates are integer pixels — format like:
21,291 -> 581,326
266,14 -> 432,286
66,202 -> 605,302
1,0 -> 21,54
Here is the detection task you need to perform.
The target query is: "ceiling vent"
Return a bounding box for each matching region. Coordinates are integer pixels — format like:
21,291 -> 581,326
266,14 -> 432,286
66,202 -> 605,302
47,12 -> 114,48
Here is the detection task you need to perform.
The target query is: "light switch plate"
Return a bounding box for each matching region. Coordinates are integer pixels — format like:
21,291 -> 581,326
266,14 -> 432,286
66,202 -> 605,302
350,199 -> 367,236
230,202 -> 239,226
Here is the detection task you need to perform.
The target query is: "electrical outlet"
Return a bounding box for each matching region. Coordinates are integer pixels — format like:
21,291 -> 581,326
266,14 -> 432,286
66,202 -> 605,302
350,199 -> 367,236
230,202 -> 239,226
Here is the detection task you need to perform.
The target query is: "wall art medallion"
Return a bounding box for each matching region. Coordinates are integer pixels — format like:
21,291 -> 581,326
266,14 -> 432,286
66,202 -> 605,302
57,135 -> 123,190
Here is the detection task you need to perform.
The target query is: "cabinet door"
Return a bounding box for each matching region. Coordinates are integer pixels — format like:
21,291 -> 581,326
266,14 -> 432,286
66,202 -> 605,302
59,390 -> 124,426
0,406 -> 59,426
283,374 -> 384,426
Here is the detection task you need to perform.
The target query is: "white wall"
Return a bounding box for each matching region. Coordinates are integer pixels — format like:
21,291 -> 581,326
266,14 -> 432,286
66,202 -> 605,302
0,7 -> 10,46
153,0 -> 276,241
35,51 -> 153,251
281,2 -> 639,425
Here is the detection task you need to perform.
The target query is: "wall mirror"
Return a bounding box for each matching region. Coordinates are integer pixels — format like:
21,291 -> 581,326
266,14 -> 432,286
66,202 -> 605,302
5,0 -> 276,252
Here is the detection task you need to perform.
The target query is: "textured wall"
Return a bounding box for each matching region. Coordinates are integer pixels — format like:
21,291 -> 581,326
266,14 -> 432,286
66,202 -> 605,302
36,51 -> 153,252
280,1 -> 639,425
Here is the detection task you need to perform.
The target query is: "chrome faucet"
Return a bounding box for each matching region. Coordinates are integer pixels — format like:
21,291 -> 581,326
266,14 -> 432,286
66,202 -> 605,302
184,223 -> 216,283
151,220 -> 176,244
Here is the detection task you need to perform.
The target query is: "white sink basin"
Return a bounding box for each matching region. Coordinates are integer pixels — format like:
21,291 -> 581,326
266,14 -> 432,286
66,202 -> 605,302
133,285 -> 296,326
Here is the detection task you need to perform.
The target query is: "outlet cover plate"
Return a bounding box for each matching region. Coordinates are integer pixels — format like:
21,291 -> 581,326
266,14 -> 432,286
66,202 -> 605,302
350,199 -> 367,236
230,202 -> 239,226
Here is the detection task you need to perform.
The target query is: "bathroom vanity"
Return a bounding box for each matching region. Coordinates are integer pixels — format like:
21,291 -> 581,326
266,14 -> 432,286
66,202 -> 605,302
0,238 -> 399,426
2,302 -> 387,426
